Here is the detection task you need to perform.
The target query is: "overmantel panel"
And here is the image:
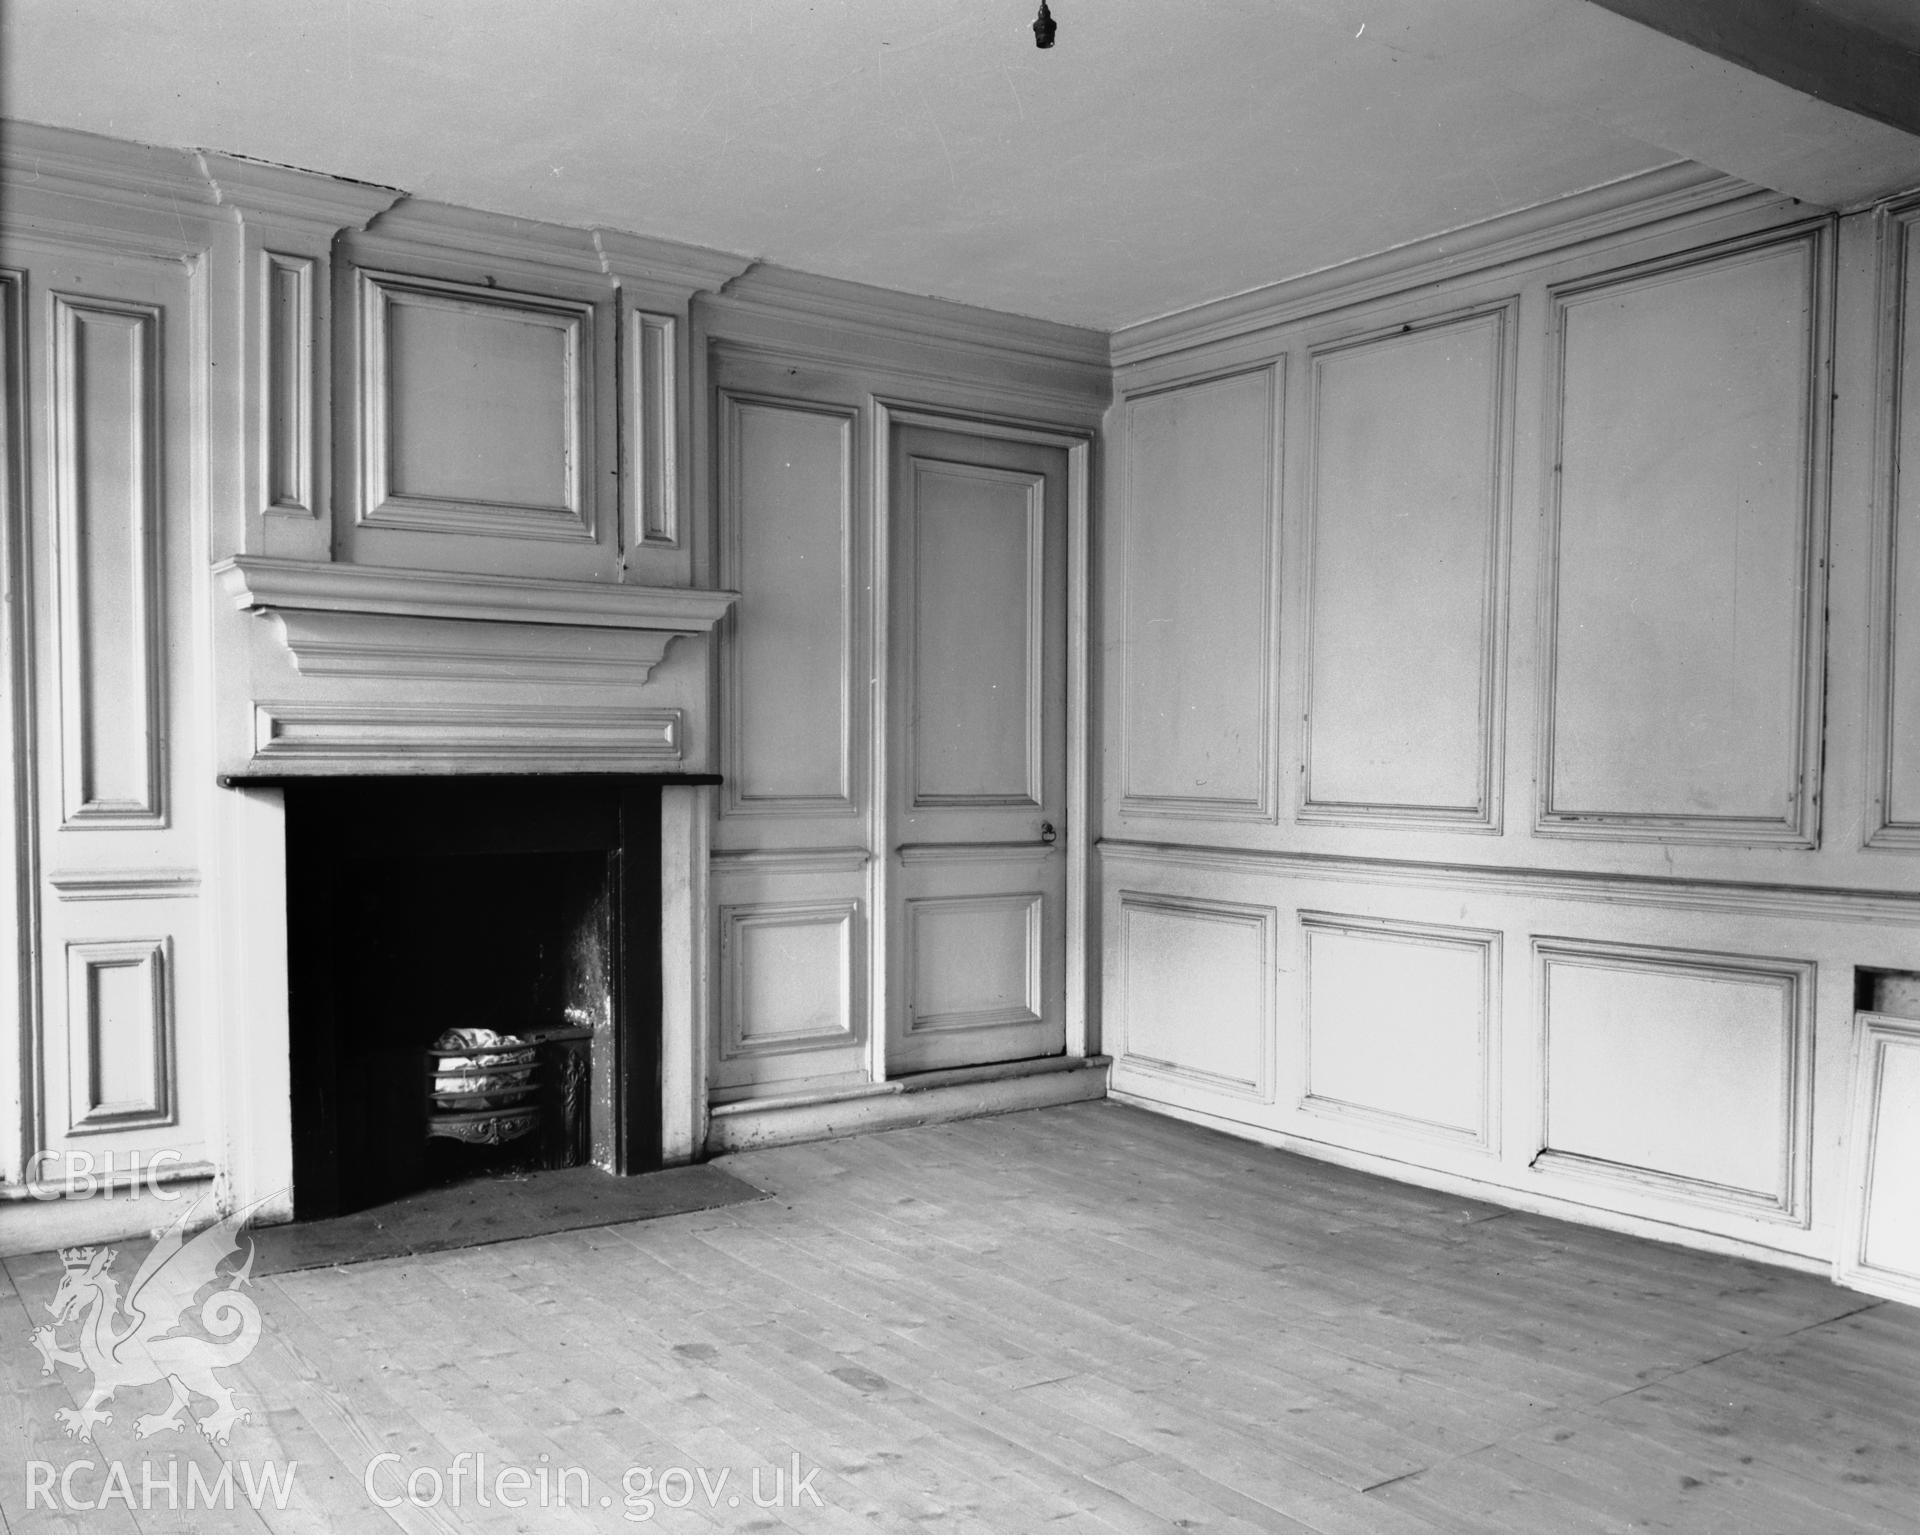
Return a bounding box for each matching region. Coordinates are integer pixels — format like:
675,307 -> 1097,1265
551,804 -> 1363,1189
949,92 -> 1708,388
333,245 -> 620,580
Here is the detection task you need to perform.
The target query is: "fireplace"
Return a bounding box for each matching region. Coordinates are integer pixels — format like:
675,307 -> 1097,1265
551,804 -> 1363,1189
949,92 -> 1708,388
279,776 -> 682,1219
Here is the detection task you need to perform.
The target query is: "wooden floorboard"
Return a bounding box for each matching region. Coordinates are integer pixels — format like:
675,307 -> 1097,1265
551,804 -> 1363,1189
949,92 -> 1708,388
2,1099 -> 1915,1532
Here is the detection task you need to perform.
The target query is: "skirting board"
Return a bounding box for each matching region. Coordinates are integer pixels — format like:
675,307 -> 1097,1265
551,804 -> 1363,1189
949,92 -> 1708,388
1110,1090 -> 1838,1282
0,1174 -> 219,1259
707,1056 -> 1111,1155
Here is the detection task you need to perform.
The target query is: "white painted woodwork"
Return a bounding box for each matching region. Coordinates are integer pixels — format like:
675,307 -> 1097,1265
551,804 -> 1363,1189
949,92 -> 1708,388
599,229 -> 749,588
64,937 -> 171,1133
1117,894 -> 1272,1099
1301,916 -> 1494,1145
719,395 -> 856,814
200,150 -> 404,563
1537,941 -> 1808,1218
888,423 -> 1068,1075
1119,368 -> 1277,819
0,270 -> 31,1183
1303,310 -> 1508,828
705,1057 -> 1109,1153
214,554 -> 733,775
906,893 -> 1043,1032
1542,232 -> 1823,842
335,203 -> 622,580
263,611 -> 680,684
357,272 -> 590,539
909,460 -> 1044,805
721,902 -> 859,1054
51,296 -> 164,825
1873,205 -> 1920,845
250,700 -> 679,765
709,850 -> 872,1096
1840,1012 -> 1920,1304
266,254 -> 314,514
215,552 -> 737,629
11,226 -> 214,1188
626,309 -> 677,548
1093,153 -> 1908,1280
657,785 -> 713,1165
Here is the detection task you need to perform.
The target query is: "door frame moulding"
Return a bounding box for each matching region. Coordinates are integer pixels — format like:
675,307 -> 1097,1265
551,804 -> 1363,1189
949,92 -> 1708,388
871,401 -> 1095,1079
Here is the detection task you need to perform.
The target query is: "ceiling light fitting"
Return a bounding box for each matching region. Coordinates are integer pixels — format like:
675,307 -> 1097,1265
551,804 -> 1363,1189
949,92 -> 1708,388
1033,1 -> 1056,49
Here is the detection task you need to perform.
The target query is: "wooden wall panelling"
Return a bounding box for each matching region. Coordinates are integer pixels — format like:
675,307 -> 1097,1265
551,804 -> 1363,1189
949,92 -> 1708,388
907,458 -> 1046,806
1300,306 -> 1513,830
709,849 -> 871,1096
0,268 -> 32,1183
700,289 -> 1102,1093
1839,1010 -> 1920,1304
6,144 -> 217,1200
1299,912 -> 1498,1148
596,230 -> 751,589
336,206 -> 619,579
1533,937 -> 1814,1223
627,309 -> 677,551
1538,224 -> 1832,846
1117,366 -> 1280,822
250,700 -> 682,767
63,936 -> 172,1134
36,897 -> 210,1176
1868,199 -> 1920,847
356,271 -> 595,540
1111,889 -> 1276,1102
199,153 -> 402,563
50,294 -> 166,826
716,389 -> 862,821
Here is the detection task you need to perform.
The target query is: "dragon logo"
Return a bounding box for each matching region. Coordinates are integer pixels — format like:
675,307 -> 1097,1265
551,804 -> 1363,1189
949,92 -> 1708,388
28,1193 -> 268,1445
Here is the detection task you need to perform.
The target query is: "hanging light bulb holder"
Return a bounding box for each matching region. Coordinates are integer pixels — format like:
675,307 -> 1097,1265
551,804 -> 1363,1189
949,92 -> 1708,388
1033,0 -> 1057,49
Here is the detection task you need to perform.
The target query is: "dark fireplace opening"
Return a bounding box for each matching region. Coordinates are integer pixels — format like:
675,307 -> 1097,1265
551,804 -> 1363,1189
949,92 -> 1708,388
282,776 -> 665,1220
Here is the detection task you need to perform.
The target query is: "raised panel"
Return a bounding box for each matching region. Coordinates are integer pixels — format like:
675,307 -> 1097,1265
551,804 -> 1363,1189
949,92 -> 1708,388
1536,939 -> 1811,1220
1541,233 -> 1824,843
905,893 -> 1042,1033
1118,893 -> 1273,1098
720,395 -> 855,814
51,295 -> 164,825
626,309 -> 677,547
1303,310 -> 1508,828
253,701 -> 680,765
1301,915 -> 1495,1145
1840,1013 -> 1920,1303
1871,207 -> 1920,845
911,460 -> 1042,806
264,251 -> 315,515
719,901 -> 858,1057
1120,368 -> 1277,819
65,937 -> 172,1133
359,272 -> 592,540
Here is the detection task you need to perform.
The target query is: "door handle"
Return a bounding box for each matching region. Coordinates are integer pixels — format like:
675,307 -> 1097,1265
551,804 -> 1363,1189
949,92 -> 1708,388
1039,821 -> 1057,845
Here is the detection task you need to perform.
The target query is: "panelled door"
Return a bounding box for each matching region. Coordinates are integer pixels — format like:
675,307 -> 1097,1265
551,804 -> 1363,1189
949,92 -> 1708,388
887,423 -> 1068,1074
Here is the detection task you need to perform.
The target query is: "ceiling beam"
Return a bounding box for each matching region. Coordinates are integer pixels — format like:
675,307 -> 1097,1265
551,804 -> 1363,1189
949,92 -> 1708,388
1582,0 -> 1920,138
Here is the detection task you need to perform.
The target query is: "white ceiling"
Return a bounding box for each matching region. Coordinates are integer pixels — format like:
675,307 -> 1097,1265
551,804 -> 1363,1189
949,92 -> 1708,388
6,0 -> 1919,331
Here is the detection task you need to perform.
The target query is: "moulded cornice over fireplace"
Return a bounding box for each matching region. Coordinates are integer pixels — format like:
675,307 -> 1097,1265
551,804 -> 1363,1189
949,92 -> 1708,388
215,555 -> 738,634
